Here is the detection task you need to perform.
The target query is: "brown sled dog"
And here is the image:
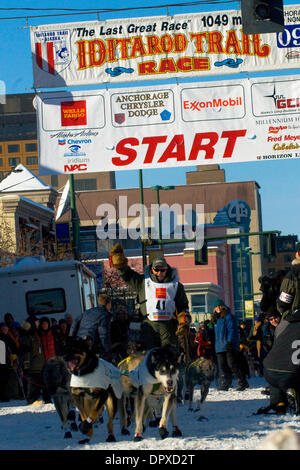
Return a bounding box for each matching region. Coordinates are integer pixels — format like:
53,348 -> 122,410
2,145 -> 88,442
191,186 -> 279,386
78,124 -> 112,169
64,338 -> 122,444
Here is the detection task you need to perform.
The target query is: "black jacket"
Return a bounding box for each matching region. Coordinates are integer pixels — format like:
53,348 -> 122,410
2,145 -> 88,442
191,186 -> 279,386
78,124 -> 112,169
263,321 -> 300,374
277,259 -> 300,320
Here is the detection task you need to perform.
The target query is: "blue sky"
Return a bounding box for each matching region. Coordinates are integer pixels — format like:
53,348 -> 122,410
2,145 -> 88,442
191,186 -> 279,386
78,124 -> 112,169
0,0 -> 299,238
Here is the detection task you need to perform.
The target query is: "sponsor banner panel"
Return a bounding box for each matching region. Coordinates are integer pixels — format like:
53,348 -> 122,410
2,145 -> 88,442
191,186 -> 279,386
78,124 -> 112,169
31,6 -> 300,88
36,75 -> 300,175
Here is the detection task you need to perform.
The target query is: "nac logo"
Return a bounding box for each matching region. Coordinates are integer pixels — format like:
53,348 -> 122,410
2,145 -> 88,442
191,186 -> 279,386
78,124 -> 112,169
64,164 -> 87,172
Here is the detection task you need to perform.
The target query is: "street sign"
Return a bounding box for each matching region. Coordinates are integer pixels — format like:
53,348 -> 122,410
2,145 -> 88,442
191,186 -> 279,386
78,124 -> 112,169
245,300 -> 254,318
85,262 -> 104,289
55,221 -> 72,254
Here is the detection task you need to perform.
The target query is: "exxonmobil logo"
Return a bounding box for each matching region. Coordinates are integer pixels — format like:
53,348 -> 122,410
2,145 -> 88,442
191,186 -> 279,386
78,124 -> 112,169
64,164 -> 87,172
183,96 -> 243,111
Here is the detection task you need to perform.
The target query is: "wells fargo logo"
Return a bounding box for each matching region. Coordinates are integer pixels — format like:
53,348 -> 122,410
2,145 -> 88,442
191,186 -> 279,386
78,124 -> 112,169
61,100 -> 87,126
156,287 -> 167,299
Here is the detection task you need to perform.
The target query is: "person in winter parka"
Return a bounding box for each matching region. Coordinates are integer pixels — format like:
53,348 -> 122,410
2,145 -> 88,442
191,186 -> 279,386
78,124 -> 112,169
70,293 -> 113,359
212,298 -> 249,392
18,316 -> 51,405
255,243 -> 300,415
38,317 -> 64,361
109,243 -> 191,357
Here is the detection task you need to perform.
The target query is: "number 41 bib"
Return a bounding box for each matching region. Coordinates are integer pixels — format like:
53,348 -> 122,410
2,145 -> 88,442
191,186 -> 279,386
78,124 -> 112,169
144,267 -> 178,321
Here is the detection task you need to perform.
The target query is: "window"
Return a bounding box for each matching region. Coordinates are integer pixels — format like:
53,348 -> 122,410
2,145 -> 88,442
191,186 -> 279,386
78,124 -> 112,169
284,255 -> 292,263
0,158 -> 2,167
74,178 -> 97,191
80,234 -> 98,253
26,156 -> 38,165
25,143 -> 37,152
8,157 -> 20,167
7,144 -> 20,153
191,294 -> 206,314
26,288 -> 66,315
0,145 -> 2,153
51,175 -> 58,187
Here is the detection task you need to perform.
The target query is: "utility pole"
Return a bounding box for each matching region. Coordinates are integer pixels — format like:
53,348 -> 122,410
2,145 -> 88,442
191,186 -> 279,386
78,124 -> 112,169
239,244 -> 245,320
139,169 -> 147,269
69,174 -> 80,260
150,185 -> 174,249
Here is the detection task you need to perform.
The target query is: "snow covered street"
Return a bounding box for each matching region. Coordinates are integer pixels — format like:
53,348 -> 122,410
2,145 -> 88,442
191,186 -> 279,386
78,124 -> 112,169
1,376 -> 300,451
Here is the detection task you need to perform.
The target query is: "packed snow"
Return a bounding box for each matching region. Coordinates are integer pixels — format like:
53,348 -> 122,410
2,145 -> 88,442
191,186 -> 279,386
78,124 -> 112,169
1,375 -> 300,451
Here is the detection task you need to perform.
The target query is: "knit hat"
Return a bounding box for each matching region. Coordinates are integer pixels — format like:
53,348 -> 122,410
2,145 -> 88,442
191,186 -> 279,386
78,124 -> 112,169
40,316 -> 51,326
152,256 -> 168,269
264,306 -> 281,320
26,315 -> 39,328
21,321 -> 32,331
212,298 -> 226,310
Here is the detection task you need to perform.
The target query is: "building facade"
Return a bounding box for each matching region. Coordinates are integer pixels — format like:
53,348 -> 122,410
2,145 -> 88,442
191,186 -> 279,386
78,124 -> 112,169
58,166 -> 265,321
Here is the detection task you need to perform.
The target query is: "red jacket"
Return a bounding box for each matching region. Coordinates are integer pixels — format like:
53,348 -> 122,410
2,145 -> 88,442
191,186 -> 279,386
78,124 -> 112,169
39,329 -> 56,361
194,331 -> 212,358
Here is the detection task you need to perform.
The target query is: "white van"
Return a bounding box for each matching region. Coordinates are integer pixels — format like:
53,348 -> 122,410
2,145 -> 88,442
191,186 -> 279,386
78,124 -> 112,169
0,256 -> 97,324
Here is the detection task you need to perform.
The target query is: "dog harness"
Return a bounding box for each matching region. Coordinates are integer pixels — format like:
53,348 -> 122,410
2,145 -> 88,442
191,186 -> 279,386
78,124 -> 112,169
144,266 -> 179,321
129,349 -> 159,388
70,357 -> 123,399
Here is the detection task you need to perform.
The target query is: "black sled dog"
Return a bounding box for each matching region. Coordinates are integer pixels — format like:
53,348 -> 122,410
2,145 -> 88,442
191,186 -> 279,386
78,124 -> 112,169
42,356 -> 78,438
184,357 -> 216,419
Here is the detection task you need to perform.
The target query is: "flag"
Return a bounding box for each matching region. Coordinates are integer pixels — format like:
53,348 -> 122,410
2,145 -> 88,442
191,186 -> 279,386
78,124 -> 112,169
55,180 -> 70,221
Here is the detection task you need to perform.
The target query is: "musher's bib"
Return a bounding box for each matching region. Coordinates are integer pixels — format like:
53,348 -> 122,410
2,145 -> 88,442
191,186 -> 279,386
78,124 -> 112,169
144,267 -> 178,321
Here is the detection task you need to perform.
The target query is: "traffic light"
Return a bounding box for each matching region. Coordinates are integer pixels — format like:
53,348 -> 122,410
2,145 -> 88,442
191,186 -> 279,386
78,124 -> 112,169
195,241 -> 208,265
241,0 -> 284,34
263,233 -> 277,258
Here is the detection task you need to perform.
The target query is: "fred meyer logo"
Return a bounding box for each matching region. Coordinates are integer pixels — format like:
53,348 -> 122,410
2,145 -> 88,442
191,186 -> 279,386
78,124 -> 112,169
64,164 -> 87,172
61,100 -> 87,126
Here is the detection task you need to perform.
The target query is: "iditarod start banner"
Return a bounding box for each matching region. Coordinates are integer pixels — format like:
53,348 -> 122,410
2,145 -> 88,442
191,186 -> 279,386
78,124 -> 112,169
35,74 -> 300,175
31,6 -> 300,88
